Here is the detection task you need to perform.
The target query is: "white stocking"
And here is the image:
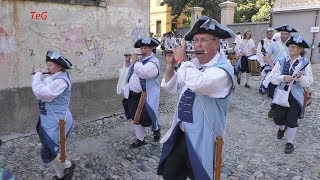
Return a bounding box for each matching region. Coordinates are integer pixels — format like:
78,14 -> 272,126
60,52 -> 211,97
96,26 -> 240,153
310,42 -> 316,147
287,127 -> 297,144
245,73 -> 250,84
134,124 -> 145,141
50,155 -> 64,178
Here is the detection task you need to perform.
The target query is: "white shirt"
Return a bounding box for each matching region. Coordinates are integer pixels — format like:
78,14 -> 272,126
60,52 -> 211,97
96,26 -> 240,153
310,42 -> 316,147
32,71 -> 68,102
256,38 -> 273,66
269,57 -> 314,87
234,39 -> 255,57
220,39 -> 229,54
128,55 -> 159,93
165,37 -> 174,49
272,32 -> 281,42
234,34 -> 242,44
161,53 -> 232,98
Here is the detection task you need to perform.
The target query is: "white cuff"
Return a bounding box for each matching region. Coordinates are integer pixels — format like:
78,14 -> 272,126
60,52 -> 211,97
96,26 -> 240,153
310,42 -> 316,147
33,72 -> 43,80
177,61 -> 195,83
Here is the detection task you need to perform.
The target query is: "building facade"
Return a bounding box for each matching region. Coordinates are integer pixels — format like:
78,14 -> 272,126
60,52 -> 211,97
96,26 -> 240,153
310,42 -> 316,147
273,0 -> 320,63
150,0 -> 188,37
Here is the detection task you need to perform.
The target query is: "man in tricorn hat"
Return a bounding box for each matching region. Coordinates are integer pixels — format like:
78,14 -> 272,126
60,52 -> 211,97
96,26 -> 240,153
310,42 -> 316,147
263,24 -> 298,118
119,37 -> 161,148
269,35 -> 314,154
32,50 -> 75,180
157,16 -> 234,179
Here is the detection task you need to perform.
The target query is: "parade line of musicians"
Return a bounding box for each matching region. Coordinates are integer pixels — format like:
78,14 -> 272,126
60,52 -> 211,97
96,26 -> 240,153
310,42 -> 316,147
26,16 -> 314,180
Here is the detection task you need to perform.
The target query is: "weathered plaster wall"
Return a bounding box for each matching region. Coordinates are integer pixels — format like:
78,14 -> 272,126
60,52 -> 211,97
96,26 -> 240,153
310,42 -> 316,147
0,0 -> 150,136
272,10 -> 320,64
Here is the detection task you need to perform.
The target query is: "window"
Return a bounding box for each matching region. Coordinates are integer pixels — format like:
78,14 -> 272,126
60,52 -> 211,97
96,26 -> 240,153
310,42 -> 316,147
156,21 -> 162,36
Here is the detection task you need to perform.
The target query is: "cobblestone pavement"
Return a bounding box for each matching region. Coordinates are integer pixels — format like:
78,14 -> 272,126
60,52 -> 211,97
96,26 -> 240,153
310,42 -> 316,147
1,55 -> 319,180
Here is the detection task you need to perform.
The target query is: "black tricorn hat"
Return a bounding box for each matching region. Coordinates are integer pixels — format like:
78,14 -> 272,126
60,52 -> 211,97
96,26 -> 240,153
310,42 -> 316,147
46,50 -> 73,69
134,37 -> 161,48
275,24 -> 298,33
286,35 -> 313,48
184,16 -> 235,41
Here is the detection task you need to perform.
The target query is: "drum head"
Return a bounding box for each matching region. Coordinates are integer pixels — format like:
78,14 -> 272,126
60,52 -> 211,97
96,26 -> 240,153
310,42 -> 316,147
248,55 -> 257,60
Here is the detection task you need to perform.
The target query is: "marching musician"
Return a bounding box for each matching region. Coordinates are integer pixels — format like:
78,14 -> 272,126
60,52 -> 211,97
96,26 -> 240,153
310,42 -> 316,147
157,16 -> 234,180
119,37 -> 161,148
219,38 -> 230,56
257,28 -> 274,94
263,24 -> 297,118
269,35 -> 314,154
234,29 -> 256,88
32,50 -> 75,179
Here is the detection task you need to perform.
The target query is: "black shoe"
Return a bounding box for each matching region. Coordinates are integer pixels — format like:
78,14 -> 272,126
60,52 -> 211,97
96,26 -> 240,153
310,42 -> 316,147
130,139 -> 146,148
244,84 -> 250,88
153,128 -> 161,142
52,162 -> 76,180
259,88 -> 266,95
63,162 -> 76,180
284,143 -> 294,154
52,176 -> 63,180
268,108 -> 276,118
237,77 -> 241,84
277,128 -> 286,139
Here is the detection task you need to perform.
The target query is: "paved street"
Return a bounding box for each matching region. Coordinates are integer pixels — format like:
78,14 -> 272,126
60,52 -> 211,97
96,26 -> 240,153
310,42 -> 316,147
1,53 -> 320,179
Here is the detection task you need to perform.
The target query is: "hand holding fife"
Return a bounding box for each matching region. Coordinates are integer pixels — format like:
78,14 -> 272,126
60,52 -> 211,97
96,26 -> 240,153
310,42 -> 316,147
124,55 -> 131,63
173,44 -> 187,64
165,51 -> 175,66
164,50 -> 175,83
296,71 -> 302,78
283,75 -> 294,82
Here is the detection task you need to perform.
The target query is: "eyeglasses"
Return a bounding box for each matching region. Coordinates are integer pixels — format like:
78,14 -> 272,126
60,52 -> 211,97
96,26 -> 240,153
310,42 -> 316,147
47,50 -> 61,60
191,38 -> 217,44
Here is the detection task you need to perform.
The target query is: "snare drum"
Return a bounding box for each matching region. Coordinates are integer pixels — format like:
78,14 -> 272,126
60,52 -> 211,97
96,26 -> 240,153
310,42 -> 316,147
228,53 -> 238,66
248,55 -> 261,76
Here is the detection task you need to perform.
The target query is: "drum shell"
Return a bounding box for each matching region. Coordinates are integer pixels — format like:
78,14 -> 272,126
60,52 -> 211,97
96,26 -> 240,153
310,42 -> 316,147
228,53 -> 238,66
248,58 -> 261,76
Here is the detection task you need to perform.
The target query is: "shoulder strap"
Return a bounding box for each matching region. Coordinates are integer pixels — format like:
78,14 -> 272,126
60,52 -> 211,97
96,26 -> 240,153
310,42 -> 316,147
260,39 -> 266,53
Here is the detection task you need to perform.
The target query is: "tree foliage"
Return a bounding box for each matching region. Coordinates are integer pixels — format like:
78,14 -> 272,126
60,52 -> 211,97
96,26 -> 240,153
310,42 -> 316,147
160,0 -> 275,23
234,0 -> 275,23
161,0 -> 224,21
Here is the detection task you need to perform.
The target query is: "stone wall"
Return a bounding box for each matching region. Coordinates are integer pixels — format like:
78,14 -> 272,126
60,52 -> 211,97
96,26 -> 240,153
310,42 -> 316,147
0,0 -> 150,136
177,22 -> 271,47
227,22 -> 271,46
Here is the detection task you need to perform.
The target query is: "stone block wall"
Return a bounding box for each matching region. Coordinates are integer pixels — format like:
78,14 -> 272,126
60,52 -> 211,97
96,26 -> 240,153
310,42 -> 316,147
0,0 -> 150,136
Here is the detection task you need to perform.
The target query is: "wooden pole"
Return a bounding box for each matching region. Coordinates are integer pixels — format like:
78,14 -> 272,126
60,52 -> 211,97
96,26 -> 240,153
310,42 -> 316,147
59,119 -> 67,163
300,89 -> 308,119
214,136 -> 224,180
133,91 -> 147,125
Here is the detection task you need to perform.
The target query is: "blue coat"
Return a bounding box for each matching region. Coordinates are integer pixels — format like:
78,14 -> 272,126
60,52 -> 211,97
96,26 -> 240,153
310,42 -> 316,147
158,56 -> 234,180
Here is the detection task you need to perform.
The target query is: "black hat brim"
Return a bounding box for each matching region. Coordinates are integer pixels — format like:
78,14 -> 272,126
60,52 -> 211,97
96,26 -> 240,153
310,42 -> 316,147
185,17 -> 235,41
134,38 -> 160,48
46,53 -> 73,69
275,25 -> 298,33
286,40 -> 311,48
